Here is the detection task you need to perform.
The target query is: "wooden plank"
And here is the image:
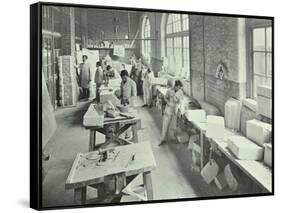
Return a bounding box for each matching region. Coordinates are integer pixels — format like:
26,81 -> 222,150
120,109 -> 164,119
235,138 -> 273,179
132,124 -> 138,143
85,115 -> 140,128
210,137 -> 272,192
89,130 -> 96,151
193,121 -> 206,133
143,171 -> 153,200
185,112 -> 272,192
65,142 -> 157,189
83,104 -> 141,128
74,187 -> 87,205
200,131 -> 204,169
185,116 -> 207,169
184,113 -> 206,132
155,86 -> 168,96
65,153 -> 83,187
83,104 -> 104,127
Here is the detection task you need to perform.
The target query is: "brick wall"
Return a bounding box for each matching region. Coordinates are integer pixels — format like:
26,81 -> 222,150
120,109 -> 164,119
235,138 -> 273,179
58,56 -> 78,106
189,15 -> 247,113
86,9 -> 141,43
189,15 -> 205,101
59,7 -> 78,106
90,48 -> 137,64
61,8 -> 76,56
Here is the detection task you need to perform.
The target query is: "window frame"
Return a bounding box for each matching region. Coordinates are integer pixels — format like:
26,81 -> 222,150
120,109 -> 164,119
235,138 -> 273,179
247,23 -> 272,98
142,17 -> 151,59
165,14 -> 190,78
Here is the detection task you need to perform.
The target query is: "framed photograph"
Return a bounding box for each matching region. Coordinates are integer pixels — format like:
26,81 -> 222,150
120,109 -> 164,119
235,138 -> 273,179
30,1 -> 274,210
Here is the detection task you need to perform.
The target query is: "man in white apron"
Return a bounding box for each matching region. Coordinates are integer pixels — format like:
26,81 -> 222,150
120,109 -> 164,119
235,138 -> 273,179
159,80 -> 184,146
142,67 -> 154,107
120,70 -> 137,138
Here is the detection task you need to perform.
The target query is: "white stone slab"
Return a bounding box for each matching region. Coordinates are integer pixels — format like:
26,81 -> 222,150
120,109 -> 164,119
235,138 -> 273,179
83,104 -> 104,127
257,95 -> 272,119
224,164 -> 238,191
206,116 -> 225,139
227,135 -> 264,160
214,171 -> 227,190
257,85 -> 272,98
100,90 -> 121,106
246,119 -> 272,146
201,159 -> 219,184
151,77 -> 168,86
264,143 -> 272,168
224,98 -> 241,131
186,109 -> 206,123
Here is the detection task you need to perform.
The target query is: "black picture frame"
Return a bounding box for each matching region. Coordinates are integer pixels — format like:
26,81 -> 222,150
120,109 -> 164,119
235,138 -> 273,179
30,1 -> 274,210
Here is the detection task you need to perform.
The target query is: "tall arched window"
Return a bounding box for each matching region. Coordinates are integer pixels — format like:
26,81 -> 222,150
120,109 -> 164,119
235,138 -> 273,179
165,14 -> 190,78
142,17 -> 151,59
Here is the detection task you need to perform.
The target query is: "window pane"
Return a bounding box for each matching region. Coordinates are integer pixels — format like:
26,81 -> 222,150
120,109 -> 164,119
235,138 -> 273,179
253,28 -> 265,51
183,36 -> 189,48
175,21 -> 178,32
172,14 -> 180,22
165,15 -> 190,76
167,15 -> 173,24
166,15 -> 173,34
182,14 -> 189,31
167,23 -> 172,34
172,14 -> 181,33
182,58 -> 190,78
266,27 -> 272,51
174,21 -> 177,32
266,78 -> 272,88
167,38 -> 172,48
266,53 -> 272,76
166,38 -> 173,56
253,75 -> 271,96
253,52 -> 266,75
183,36 -> 189,68
144,19 -> 150,39
174,37 -> 182,68
143,18 -> 151,56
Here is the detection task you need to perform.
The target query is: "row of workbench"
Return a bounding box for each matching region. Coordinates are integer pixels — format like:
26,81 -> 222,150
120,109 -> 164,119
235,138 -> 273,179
154,85 -> 272,193
65,102 -> 157,204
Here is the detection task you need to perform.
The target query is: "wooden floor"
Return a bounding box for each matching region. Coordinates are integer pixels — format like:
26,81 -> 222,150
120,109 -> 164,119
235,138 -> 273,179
42,97 -> 240,208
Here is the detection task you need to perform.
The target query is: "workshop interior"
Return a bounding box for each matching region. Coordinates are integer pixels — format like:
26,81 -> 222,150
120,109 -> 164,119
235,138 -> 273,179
39,3 -> 273,208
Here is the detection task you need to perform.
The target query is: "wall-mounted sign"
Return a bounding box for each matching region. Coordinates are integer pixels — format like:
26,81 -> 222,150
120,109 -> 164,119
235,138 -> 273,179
215,63 -> 226,80
113,45 -> 125,57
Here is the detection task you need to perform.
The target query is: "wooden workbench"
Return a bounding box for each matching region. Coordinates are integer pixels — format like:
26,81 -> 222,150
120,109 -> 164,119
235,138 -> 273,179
183,112 -> 272,192
190,119 -> 207,170
83,104 -> 141,151
155,85 -> 168,97
209,129 -> 272,193
65,142 -> 157,204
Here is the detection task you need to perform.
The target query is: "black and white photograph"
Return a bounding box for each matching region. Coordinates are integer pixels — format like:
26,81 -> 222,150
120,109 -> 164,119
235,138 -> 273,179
30,1 -> 273,210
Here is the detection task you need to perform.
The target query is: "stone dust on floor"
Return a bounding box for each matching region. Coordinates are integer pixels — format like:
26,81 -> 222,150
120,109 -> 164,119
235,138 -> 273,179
42,97 -> 234,208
